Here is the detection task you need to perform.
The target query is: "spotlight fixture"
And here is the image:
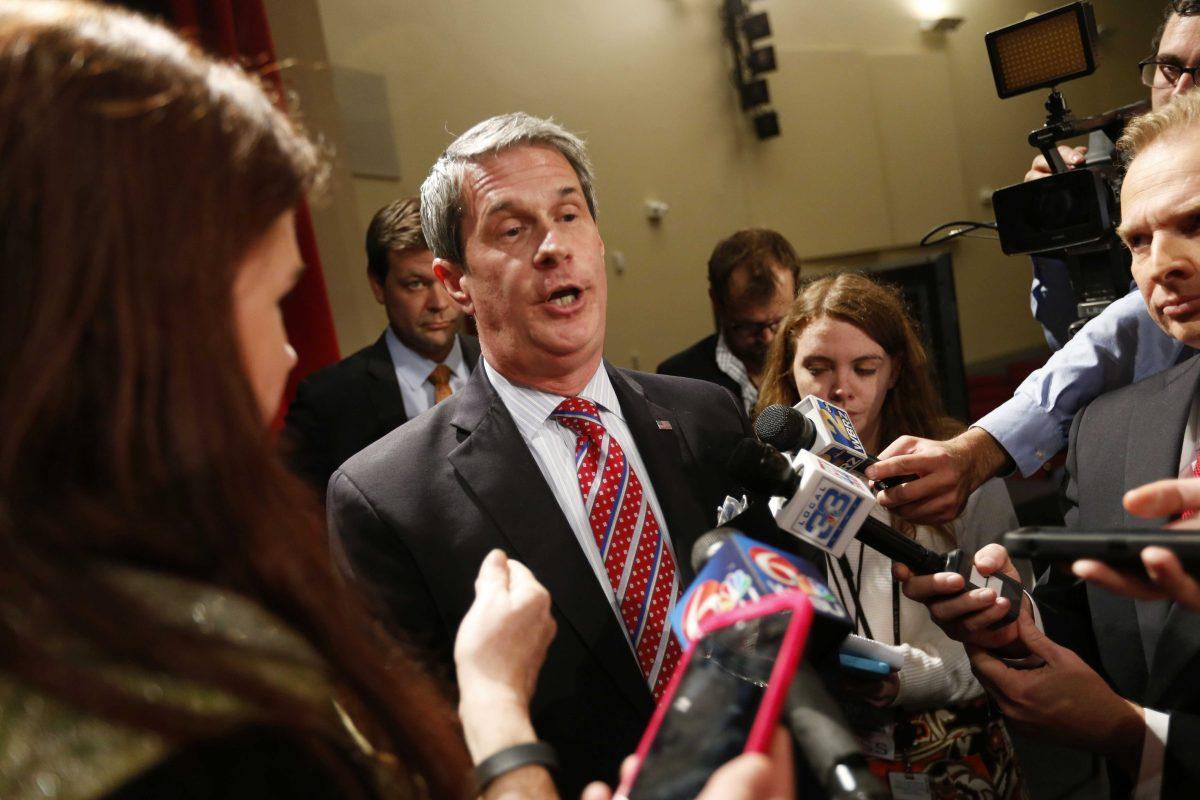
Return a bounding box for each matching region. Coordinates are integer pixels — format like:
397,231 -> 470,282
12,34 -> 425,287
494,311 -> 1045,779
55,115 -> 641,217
741,11 -> 771,42
739,78 -> 770,110
919,16 -> 964,33
721,0 -> 781,140
747,45 -> 777,75
753,110 -> 780,140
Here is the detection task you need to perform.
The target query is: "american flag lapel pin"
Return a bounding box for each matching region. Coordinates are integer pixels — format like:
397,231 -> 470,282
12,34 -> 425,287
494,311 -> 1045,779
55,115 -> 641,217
656,419 -> 673,430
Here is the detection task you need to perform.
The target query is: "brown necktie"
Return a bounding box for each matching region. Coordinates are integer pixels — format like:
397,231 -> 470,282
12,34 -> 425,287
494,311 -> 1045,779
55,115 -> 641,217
427,364 -> 453,404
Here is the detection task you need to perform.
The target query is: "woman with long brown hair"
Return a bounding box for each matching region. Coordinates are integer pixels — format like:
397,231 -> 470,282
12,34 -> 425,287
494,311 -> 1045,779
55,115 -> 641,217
0,3 -> 560,797
0,4 -> 799,797
756,272 -> 1028,798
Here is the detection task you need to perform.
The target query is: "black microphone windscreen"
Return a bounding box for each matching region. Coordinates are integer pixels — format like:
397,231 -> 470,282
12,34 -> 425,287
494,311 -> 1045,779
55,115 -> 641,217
786,666 -> 889,799
727,438 -> 800,498
754,404 -> 816,452
690,526 -> 737,573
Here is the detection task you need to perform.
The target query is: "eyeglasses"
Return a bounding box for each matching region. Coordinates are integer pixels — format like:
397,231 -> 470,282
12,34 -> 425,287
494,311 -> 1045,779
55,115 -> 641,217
726,317 -> 784,337
1139,58 -> 1200,88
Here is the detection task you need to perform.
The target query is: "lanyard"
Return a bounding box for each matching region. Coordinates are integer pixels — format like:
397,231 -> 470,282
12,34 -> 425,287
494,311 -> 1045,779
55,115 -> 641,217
892,573 -> 901,646
827,545 -> 904,646
830,545 -> 875,641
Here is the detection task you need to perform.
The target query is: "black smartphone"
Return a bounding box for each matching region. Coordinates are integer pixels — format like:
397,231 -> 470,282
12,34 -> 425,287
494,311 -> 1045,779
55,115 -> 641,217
1003,527 -> 1200,573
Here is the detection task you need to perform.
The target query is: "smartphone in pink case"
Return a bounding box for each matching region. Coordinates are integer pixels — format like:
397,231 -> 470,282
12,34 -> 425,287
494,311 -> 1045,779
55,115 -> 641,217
615,592 -> 814,800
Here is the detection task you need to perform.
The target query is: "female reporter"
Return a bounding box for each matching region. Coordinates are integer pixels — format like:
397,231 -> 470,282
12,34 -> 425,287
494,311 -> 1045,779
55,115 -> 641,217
0,5 -> 788,798
755,273 -> 1027,797
0,3 -> 495,797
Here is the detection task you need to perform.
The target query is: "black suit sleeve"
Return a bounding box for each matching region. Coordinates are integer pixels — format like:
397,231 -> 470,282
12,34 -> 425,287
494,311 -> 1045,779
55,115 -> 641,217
282,378 -> 338,493
326,469 -> 452,670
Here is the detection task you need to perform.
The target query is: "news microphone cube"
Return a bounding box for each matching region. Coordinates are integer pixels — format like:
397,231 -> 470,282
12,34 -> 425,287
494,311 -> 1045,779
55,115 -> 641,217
672,532 -> 851,652
794,396 -> 870,470
773,450 -> 874,558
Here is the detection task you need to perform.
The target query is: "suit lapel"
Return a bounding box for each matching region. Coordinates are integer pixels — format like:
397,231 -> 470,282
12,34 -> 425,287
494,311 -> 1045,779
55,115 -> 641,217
608,366 -> 713,584
1143,357 -> 1200,705
447,366 -> 653,717
1147,604 -> 1200,708
1121,359 -> 1200,528
1092,360 -> 1200,699
1091,366 -> 1191,697
365,333 -> 409,429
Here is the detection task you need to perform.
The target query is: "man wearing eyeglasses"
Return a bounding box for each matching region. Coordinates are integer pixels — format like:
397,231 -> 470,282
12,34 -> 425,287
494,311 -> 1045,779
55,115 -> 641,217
867,2 -> 1200,527
657,228 -> 799,414
1023,3 -> 1200,350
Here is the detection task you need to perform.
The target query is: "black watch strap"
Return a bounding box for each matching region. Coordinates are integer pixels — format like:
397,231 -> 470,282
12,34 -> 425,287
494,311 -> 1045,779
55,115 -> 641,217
473,741 -> 558,795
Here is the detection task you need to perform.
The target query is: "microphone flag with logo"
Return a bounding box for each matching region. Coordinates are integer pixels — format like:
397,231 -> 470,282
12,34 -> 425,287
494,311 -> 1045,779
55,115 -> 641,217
671,530 -> 852,656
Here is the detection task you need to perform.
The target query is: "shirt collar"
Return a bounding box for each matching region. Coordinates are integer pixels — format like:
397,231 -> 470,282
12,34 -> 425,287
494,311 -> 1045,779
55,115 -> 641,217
484,359 -> 622,443
714,332 -> 758,412
385,327 -> 466,390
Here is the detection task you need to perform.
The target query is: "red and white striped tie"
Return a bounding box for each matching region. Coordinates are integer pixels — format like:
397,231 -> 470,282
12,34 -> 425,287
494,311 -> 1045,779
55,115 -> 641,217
1181,447 -> 1200,521
550,397 -> 682,700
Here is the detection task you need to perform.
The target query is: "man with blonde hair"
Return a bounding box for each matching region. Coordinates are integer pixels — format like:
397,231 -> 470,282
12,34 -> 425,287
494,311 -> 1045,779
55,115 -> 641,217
900,91 -> 1200,799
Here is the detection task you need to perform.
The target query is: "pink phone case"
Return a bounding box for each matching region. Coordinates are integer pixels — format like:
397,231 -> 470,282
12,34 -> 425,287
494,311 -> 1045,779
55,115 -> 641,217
615,592 -> 814,796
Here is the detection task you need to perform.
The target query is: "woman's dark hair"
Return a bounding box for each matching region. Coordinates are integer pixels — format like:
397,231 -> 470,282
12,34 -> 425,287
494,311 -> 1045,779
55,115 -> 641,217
0,2 -> 469,795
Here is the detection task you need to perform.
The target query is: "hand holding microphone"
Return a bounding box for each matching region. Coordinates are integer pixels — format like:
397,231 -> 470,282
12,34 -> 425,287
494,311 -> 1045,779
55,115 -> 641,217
728,438 -> 1024,630
754,400 -> 918,491
895,543 -> 1034,654
754,398 -> 1016,526
867,429 -> 1014,526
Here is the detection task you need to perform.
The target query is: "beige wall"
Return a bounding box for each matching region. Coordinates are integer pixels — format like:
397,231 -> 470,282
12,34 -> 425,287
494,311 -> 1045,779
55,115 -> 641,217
266,0 -> 1161,369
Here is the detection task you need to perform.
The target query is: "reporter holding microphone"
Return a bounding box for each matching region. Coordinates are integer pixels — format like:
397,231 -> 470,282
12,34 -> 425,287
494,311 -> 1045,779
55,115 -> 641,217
753,273 -> 1026,796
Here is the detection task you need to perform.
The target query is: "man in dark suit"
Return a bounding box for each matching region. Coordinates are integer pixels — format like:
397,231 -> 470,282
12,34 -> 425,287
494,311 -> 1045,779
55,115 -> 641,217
326,114 -> 769,796
657,229 -> 799,413
897,94 -> 1200,798
282,197 -> 479,491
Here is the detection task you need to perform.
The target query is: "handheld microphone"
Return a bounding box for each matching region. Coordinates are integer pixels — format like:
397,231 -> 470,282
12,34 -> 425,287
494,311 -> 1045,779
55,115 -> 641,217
786,666 -> 890,800
754,400 -> 918,491
673,528 -> 853,656
677,529 -> 887,800
728,438 -> 1022,628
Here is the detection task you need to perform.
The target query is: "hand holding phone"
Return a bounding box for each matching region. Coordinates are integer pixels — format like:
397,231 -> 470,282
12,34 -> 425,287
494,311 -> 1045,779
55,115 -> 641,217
615,594 -> 813,800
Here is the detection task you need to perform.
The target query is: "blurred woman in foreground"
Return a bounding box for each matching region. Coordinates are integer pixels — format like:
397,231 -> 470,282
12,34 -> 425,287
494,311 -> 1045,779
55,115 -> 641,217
0,4 -> 787,798
0,2 -> 481,796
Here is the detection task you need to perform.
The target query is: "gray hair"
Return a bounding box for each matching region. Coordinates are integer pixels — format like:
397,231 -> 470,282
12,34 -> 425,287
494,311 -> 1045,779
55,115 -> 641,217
419,112 -> 598,267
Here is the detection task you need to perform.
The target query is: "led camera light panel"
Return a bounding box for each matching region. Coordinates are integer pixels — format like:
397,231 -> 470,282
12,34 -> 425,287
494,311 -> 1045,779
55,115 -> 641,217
986,2 -> 1097,99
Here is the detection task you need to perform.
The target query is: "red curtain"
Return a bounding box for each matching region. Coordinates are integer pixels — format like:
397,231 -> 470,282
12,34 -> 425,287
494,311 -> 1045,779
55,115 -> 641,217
167,0 -> 342,425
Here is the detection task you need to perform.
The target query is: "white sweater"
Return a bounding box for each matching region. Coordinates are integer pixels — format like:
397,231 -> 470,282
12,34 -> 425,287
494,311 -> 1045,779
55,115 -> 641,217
827,478 -> 1022,711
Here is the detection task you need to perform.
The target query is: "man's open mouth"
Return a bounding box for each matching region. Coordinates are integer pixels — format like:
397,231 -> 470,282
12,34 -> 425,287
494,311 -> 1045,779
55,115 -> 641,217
547,287 -> 581,307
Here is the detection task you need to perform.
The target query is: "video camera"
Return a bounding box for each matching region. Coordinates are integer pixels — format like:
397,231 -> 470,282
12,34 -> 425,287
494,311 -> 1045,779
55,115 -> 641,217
986,2 -> 1146,337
